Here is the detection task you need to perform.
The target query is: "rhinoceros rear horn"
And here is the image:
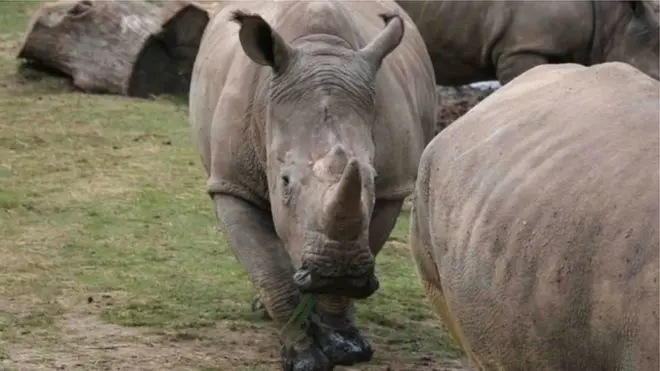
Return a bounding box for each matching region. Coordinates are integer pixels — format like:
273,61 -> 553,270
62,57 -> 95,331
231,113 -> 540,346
230,10 -> 292,74
358,11 -> 405,70
324,158 -> 365,239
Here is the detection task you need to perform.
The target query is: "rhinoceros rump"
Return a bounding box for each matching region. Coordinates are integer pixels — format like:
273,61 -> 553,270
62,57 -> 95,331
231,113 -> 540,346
397,0 -> 660,85
409,62 -> 659,370
188,1 -> 436,370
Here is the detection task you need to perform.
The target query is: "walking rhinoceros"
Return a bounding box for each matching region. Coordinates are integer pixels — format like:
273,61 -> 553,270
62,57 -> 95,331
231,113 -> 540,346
409,62 -> 659,371
396,0 -> 660,85
188,1 -> 436,370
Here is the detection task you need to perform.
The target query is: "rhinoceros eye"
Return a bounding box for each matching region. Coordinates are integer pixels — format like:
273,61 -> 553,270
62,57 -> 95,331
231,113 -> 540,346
281,174 -> 293,205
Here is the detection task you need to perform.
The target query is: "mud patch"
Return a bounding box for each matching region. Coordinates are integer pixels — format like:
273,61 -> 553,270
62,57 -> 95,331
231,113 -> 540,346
3,312 -> 280,371
435,85 -> 497,134
0,290 -> 473,371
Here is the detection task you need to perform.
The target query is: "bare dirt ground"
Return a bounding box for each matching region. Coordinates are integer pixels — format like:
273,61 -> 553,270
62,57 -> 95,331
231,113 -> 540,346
2,281 -> 470,371
3,294 -> 280,371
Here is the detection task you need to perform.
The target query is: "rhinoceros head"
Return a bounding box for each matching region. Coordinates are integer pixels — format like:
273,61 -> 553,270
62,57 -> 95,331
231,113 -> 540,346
231,10 -> 404,299
604,0 -> 659,80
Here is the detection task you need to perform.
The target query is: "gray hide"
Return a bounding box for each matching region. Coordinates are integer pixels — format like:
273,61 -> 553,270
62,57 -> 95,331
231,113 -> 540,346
410,62 -> 659,371
188,1 -> 436,370
396,0 -> 660,85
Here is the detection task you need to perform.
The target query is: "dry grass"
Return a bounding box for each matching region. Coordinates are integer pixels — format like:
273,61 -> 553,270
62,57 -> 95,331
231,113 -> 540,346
0,2 -> 466,370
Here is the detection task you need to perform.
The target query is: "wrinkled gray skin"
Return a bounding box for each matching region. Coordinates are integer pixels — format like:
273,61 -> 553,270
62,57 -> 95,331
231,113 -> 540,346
410,62 -> 659,371
396,0 -> 660,85
189,1 -> 435,370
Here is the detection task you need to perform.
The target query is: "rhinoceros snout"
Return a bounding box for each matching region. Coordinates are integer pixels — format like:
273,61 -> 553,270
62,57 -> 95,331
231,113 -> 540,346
293,265 -> 380,299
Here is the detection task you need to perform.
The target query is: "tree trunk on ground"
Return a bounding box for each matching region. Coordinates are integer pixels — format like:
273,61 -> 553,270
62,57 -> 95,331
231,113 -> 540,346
157,0 -> 210,98
17,0 -> 210,98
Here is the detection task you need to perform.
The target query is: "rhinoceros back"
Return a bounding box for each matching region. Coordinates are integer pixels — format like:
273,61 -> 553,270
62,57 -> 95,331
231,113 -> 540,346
415,62 -> 659,370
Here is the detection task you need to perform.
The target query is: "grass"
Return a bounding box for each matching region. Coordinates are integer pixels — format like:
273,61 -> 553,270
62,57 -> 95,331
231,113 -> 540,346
0,2 -> 464,370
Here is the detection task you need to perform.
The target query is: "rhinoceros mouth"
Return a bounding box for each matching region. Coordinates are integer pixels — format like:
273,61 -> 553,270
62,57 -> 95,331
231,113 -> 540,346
293,268 -> 380,299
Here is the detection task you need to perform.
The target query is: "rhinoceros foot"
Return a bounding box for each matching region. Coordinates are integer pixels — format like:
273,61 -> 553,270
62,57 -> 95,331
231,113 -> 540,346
250,295 -> 272,320
280,336 -> 333,371
312,320 -> 373,366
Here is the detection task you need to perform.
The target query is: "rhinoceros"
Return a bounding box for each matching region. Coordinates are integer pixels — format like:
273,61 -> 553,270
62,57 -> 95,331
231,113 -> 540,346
409,61 -> 659,370
188,1 -> 436,370
396,0 -> 660,85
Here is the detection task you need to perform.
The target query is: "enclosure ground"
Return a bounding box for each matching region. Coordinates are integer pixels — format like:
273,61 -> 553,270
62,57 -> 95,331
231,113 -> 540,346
1,2 -> 473,370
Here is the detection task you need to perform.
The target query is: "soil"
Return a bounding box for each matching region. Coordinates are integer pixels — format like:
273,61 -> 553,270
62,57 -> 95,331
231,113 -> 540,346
0,290 -> 472,371
435,84 -> 498,134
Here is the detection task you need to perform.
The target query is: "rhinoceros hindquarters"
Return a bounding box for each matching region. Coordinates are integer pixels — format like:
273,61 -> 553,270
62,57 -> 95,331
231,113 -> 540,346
409,62 -> 659,370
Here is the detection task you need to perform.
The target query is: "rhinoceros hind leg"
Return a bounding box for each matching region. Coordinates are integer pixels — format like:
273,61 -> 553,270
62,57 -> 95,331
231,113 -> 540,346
496,53 -> 549,85
251,295 -> 272,320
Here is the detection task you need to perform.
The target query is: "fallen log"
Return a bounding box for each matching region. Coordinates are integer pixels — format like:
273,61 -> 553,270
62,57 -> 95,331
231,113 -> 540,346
16,0 -> 210,98
158,0 -> 210,97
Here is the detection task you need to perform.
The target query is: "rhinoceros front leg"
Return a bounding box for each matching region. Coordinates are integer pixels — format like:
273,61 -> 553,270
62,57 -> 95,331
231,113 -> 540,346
312,199 -> 405,366
211,193 -> 332,371
496,53 -> 549,85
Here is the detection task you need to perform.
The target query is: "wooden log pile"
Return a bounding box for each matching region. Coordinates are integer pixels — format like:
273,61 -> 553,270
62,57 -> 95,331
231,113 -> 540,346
16,0 -> 211,98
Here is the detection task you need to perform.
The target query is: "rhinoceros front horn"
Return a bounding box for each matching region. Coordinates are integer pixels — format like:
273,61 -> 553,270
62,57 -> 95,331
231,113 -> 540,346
323,158 -> 364,240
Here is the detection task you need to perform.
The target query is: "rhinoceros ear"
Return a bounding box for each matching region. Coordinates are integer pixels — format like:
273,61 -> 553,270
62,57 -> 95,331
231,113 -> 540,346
230,10 -> 293,74
358,12 -> 405,71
